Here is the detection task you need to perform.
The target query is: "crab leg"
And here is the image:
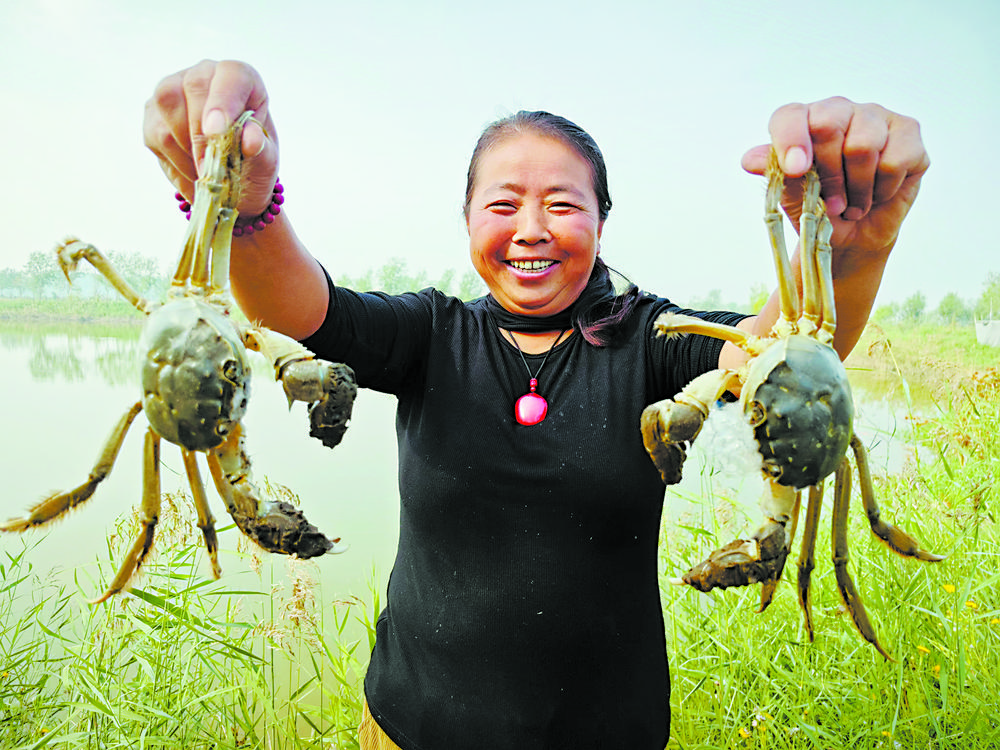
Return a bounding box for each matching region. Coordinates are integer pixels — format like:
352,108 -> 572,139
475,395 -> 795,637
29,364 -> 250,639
850,435 -> 943,562
176,173 -> 225,293
55,241 -> 155,314
173,191 -> 207,291
207,424 -> 345,558
797,168 -> 825,338
764,149 -> 800,337
208,207 -> 237,297
174,110 -> 254,296
795,482 -> 825,641
180,450 -> 222,579
758,489 -> 801,612
91,429 -> 162,603
814,206 -> 837,344
208,115 -> 260,296
650,312 -> 768,358
831,457 -> 892,660
1,402 -> 143,532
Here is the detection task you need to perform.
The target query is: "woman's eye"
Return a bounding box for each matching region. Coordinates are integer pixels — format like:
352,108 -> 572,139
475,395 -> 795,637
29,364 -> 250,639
550,202 -> 578,212
488,201 -> 517,212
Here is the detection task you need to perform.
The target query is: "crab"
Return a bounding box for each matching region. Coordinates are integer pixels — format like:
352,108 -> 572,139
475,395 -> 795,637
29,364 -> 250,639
0,111 -> 357,603
640,148 -> 941,658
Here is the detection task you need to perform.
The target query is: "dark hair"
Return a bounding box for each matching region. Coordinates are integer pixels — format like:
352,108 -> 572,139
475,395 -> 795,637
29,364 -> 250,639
574,257 -> 640,346
464,110 -> 638,346
463,110 -> 612,221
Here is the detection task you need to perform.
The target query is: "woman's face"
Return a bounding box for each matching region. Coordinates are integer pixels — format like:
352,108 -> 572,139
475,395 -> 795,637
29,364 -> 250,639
466,132 -> 604,317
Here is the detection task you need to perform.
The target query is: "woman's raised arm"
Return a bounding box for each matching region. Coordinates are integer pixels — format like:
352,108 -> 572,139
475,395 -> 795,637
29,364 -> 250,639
720,96 -> 930,370
143,59 -> 329,340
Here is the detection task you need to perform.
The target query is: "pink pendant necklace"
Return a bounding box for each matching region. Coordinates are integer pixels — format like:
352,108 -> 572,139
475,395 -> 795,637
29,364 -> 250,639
506,328 -> 566,426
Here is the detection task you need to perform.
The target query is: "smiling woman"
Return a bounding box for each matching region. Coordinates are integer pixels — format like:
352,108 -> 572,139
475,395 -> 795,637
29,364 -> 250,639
466,131 -> 602,317
463,110 -> 639,353
141,58 -> 930,750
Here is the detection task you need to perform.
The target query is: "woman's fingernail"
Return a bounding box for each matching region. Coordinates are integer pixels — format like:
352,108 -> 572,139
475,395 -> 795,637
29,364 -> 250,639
825,195 -> 847,215
204,109 -> 226,135
842,207 -> 865,221
246,123 -> 267,156
783,146 -> 809,175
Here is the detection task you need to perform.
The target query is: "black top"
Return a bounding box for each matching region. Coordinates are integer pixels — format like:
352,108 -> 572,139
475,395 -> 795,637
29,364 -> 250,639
302,275 -> 746,750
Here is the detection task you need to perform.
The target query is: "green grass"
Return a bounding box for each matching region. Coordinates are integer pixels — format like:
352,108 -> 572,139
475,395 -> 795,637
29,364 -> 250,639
0,497 -> 378,749
0,297 -> 143,326
661,323 -> 1000,748
2,321 -> 997,748
0,297 -> 251,332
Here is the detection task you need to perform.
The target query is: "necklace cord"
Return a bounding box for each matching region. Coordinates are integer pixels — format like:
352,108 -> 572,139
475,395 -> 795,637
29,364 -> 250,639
485,308 -> 565,381
508,326 -> 565,381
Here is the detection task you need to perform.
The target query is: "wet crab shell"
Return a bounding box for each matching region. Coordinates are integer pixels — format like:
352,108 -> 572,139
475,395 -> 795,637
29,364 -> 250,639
742,335 -> 853,489
140,298 -> 250,452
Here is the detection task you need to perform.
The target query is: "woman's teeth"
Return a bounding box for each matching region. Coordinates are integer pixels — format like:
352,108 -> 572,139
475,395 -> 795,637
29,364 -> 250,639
508,259 -> 556,272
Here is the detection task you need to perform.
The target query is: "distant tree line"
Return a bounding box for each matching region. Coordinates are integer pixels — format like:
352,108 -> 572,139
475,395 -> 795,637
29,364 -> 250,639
686,274 -> 1000,325
871,272 -> 1000,326
680,283 -> 770,315
333,257 -> 486,300
0,252 -> 486,303
1,249 -> 164,301
3,250 -> 997,322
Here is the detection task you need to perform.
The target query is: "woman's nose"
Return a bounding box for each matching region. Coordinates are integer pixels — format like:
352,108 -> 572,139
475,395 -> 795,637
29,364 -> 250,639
513,206 -> 552,245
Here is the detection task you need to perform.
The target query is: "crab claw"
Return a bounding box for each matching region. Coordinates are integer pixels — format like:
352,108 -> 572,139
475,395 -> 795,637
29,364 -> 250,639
682,519 -> 789,595
640,399 -> 703,485
641,368 -> 740,485
242,327 -> 358,449
238,497 -> 339,558
56,238 -> 84,282
207,425 -> 345,559
304,361 -> 358,449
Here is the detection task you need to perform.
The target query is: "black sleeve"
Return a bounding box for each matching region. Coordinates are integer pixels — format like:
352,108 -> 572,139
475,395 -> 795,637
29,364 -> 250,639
644,297 -> 750,400
299,268 -> 435,394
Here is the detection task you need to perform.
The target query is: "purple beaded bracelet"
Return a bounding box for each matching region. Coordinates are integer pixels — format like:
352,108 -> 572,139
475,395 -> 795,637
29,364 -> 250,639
175,179 -> 284,237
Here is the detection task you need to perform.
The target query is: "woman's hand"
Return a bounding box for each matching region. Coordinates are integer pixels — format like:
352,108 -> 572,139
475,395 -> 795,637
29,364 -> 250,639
741,97 -> 930,258
143,59 -> 279,218
730,98 -> 930,363
143,59 -> 328,340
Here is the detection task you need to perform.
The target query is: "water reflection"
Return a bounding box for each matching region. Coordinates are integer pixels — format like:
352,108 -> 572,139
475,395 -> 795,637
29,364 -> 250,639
1,322 -> 141,384
29,339 -> 87,382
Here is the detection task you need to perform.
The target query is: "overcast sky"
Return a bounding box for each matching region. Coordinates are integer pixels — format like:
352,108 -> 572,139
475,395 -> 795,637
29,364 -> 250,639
3,0 -> 997,310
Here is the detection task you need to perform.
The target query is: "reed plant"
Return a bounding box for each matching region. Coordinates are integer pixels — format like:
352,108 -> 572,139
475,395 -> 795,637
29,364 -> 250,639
0,491 -> 377,749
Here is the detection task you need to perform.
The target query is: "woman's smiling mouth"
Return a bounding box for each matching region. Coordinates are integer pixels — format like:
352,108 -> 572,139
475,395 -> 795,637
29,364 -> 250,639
506,259 -> 558,273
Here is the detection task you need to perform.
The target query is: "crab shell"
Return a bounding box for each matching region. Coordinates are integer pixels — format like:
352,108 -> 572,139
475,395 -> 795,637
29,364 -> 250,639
140,298 -> 250,452
742,335 -> 854,489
